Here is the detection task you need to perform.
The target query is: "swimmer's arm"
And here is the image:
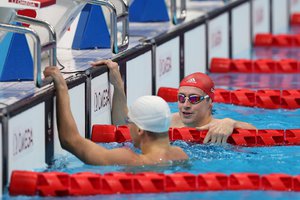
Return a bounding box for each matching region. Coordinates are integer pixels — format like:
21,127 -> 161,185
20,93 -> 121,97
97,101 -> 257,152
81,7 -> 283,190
65,137 -> 139,165
91,60 -> 128,125
111,80 -> 128,125
45,66 -> 135,166
225,118 -> 257,129
55,85 -> 137,165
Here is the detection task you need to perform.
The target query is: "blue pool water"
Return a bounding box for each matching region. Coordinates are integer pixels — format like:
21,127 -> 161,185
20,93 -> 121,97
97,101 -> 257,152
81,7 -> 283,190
4,102 -> 300,199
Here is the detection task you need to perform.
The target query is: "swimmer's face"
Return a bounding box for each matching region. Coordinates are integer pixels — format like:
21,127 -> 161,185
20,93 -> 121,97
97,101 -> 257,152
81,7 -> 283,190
177,86 -> 212,127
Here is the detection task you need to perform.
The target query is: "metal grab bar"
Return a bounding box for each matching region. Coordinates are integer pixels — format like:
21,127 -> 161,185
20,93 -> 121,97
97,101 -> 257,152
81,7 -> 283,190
115,0 -> 129,53
170,0 -> 186,25
84,0 -> 129,54
15,15 -> 57,67
0,23 -> 48,88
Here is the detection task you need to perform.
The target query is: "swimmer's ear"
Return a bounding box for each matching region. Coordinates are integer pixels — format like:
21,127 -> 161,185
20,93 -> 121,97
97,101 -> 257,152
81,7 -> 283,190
137,128 -> 145,136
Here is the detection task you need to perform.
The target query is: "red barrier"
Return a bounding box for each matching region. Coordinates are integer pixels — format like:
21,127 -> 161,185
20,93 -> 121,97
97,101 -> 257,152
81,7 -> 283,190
116,125 -> 132,143
38,0 -> 57,7
227,129 -> 257,146
291,13 -> 300,25
229,173 -> 260,190
17,9 -> 37,27
253,59 -> 277,73
165,173 -> 197,192
133,172 -> 165,193
69,172 -> 101,196
10,170 -> 300,196
261,174 -> 293,191
254,34 -> 274,47
171,127 -> 195,142
9,170 -> 39,196
231,89 -> 256,107
285,129 -> 300,145
273,34 -> 294,47
210,58 -> 232,73
231,59 -> 253,73
256,90 -> 281,109
256,130 -> 284,146
90,125 -> 300,147
172,128 -> 205,142
281,90 -> 300,109
198,173 -> 228,191
277,59 -> 299,73
102,172 -> 133,194
294,34 -> 300,46
37,172 -> 70,196
214,89 -> 231,103
91,125 -> 116,143
157,87 -> 178,102
294,176 -> 300,191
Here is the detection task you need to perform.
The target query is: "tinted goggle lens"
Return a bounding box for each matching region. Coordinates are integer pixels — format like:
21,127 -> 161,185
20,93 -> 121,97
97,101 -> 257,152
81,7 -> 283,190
178,94 -> 208,104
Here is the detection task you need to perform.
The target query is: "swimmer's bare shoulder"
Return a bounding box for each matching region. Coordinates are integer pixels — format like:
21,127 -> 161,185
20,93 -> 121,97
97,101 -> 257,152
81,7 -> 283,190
171,113 -> 185,127
170,146 -> 189,160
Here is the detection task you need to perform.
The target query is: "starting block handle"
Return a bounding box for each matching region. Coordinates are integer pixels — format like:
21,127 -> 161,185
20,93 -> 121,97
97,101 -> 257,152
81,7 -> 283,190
0,22 -> 53,88
170,0 -> 186,25
15,14 -> 57,66
85,0 -> 129,54
115,0 -> 129,53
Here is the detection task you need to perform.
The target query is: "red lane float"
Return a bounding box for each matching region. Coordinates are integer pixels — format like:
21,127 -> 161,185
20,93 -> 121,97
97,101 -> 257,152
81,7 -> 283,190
70,172 -> 101,196
92,125 -> 131,143
228,173 -> 260,190
133,172 -> 165,193
254,33 -> 300,47
291,13 -> 300,26
157,87 -> 300,109
37,172 -> 69,196
198,173 -> 228,191
210,58 -> 232,73
210,58 -> 300,73
285,129 -> 300,145
91,125 -> 300,147
261,173 -> 293,191
165,173 -> 197,192
9,170 -> 39,196
231,89 -> 256,107
10,170 -> 300,196
256,90 -> 281,109
227,129 -> 257,146
101,172 -> 133,194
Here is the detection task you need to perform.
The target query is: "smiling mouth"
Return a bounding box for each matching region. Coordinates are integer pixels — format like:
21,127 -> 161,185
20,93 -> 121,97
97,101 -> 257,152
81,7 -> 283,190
182,112 -> 193,118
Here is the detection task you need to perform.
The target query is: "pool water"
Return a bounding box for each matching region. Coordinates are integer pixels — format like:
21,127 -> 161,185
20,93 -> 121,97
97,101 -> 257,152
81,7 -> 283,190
5,103 -> 298,199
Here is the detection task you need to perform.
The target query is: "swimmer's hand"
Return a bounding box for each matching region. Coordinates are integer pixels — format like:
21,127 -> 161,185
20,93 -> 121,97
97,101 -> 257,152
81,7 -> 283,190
90,60 -> 123,87
43,66 -> 67,89
196,118 -> 235,144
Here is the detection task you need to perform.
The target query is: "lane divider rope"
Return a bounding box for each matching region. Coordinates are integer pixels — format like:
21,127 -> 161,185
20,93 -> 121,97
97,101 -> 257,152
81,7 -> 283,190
254,33 -> 300,47
9,170 -> 300,196
210,57 -> 300,73
91,125 -> 300,147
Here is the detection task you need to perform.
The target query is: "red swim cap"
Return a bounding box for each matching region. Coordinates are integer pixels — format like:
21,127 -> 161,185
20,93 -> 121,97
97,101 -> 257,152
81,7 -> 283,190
179,72 -> 215,101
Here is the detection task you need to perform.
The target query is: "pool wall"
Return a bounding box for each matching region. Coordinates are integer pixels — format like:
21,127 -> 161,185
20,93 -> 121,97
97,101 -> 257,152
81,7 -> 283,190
0,0 -> 298,196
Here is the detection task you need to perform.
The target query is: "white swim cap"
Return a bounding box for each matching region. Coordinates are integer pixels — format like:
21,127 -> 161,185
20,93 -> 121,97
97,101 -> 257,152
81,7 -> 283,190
128,96 -> 171,133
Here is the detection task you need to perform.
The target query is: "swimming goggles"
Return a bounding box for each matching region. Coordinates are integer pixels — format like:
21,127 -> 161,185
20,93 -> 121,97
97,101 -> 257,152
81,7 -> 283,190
177,93 -> 209,104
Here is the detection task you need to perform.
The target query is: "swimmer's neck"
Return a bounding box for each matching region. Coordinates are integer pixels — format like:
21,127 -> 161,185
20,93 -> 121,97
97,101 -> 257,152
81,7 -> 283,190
140,136 -> 170,155
184,115 -> 214,128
